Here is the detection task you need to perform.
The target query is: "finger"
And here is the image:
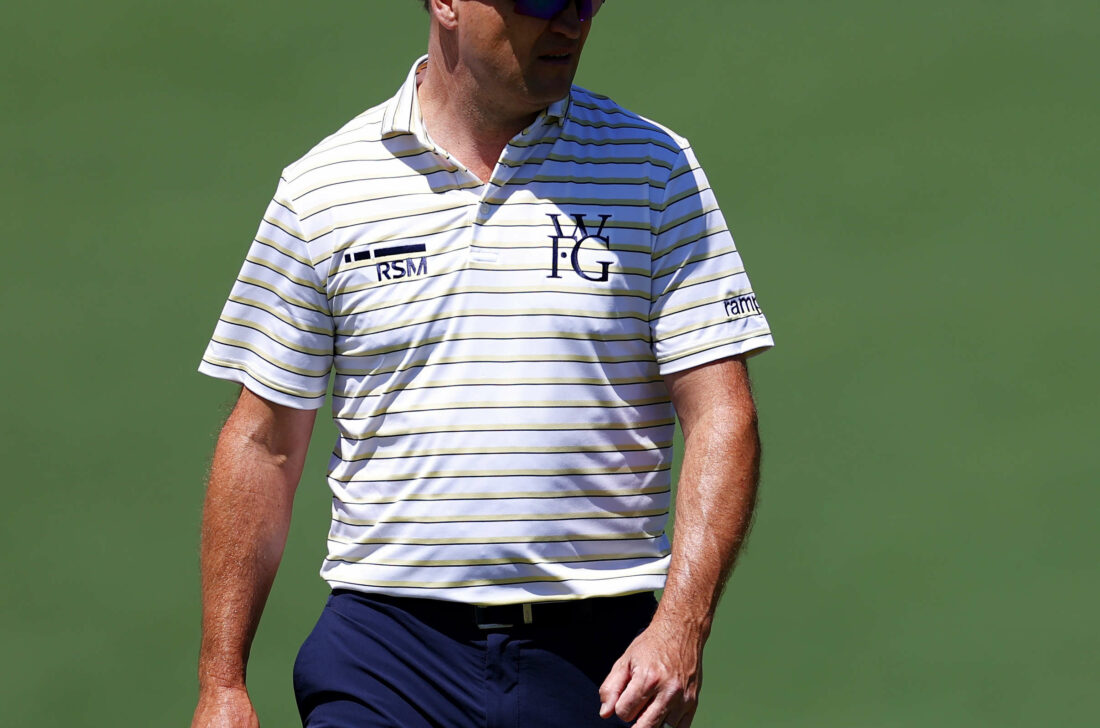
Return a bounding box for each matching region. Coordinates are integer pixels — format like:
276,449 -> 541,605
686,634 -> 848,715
613,670 -> 662,723
598,659 -> 632,718
629,689 -> 675,728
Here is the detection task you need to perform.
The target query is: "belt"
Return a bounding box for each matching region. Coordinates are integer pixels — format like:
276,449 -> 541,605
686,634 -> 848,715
332,589 -> 656,631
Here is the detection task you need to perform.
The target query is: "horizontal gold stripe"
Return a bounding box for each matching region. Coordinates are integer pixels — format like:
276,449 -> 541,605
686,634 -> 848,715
480,194 -> 650,210
653,183 -> 709,214
527,174 -> 652,186
300,181 -> 483,220
297,164 -> 459,198
539,152 -> 674,170
219,316 -> 332,356
261,213 -> 306,243
227,296 -> 333,335
657,305 -> 760,342
334,506 -> 668,526
201,356 -> 326,399
244,254 -> 325,295
649,268 -> 746,313
254,235 -> 313,267
210,335 -> 331,376
336,417 -> 675,442
334,440 -> 673,463
332,329 -> 648,362
302,199 -> 471,244
476,217 -> 652,234
335,395 -> 672,420
323,567 -> 669,591
509,131 -> 678,155
335,484 -> 671,505
333,374 -> 663,400
287,147 -> 443,185
567,116 -> 673,134
235,276 -> 327,314
332,462 -> 671,485
324,549 -> 671,568
658,330 -> 773,366
334,351 -> 652,379
653,245 -> 736,284
333,280 -> 652,318
655,205 -> 719,238
337,307 -> 647,339
327,531 -> 663,546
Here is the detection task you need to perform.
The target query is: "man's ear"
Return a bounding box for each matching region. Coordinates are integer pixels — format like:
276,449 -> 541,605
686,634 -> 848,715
428,0 -> 459,30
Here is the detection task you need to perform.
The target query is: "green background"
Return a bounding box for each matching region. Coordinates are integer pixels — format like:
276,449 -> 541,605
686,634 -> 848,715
2,1 -> 1096,725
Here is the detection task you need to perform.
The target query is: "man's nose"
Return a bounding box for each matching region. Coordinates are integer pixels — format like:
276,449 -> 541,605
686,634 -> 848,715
549,2 -> 584,39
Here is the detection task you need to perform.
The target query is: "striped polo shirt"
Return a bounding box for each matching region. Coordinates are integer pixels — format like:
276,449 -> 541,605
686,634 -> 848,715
199,56 -> 773,605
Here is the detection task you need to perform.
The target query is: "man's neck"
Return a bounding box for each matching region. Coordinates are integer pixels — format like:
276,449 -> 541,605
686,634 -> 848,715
416,50 -> 542,183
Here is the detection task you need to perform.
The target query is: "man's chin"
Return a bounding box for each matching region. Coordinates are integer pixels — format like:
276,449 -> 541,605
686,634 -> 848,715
525,74 -> 578,106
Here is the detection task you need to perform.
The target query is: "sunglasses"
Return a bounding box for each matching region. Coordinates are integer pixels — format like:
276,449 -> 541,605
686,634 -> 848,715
513,0 -> 605,22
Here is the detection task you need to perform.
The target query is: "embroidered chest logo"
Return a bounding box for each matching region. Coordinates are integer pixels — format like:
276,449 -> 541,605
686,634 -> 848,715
546,213 -> 614,283
342,243 -> 429,282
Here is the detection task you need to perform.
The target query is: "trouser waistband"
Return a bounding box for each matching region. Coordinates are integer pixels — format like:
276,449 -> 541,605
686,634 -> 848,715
331,589 -> 657,631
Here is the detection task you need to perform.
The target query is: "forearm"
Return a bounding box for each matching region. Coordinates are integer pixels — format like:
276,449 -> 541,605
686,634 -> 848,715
598,359 -> 760,727
197,403 -> 303,690
656,364 -> 760,637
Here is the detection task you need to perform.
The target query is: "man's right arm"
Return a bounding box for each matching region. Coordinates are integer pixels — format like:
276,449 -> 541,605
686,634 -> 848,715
191,387 -> 317,728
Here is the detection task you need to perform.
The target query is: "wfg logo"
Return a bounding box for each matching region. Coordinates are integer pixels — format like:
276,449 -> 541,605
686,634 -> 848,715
546,213 -> 614,282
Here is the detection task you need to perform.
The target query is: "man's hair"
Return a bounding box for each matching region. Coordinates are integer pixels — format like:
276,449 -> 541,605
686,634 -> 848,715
420,0 -> 428,9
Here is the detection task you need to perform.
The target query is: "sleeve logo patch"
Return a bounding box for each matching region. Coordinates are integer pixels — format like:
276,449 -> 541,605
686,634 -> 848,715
723,294 -> 761,319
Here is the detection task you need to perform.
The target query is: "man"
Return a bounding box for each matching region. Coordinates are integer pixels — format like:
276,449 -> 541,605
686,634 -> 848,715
192,1 -> 773,727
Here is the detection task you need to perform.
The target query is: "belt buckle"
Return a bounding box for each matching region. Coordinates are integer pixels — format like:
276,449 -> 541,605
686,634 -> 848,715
475,603 -> 534,629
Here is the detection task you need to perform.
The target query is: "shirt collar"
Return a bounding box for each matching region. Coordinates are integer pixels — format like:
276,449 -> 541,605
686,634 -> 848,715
380,55 -> 429,140
380,55 -> 572,141
543,94 -> 571,126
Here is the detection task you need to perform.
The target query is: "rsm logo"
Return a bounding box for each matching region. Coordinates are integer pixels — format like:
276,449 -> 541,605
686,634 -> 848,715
546,213 -> 614,283
377,257 -> 427,281
342,242 -> 429,282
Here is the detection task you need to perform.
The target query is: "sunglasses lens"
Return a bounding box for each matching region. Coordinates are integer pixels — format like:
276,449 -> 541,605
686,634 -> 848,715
514,0 -> 570,20
514,0 -> 602,21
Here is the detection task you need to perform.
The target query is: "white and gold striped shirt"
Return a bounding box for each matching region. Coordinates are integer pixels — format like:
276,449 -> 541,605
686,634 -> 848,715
200,57 -> 773,605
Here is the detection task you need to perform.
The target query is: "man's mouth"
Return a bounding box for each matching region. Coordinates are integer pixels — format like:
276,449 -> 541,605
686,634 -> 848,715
539,52 -> 573,64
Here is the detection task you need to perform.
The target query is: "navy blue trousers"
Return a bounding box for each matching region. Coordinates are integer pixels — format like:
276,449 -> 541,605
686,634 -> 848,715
293,590 -> 658,728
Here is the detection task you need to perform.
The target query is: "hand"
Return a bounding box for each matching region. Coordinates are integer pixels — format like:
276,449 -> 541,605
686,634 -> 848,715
191,685 -> 260,728
598,614 -> 704,728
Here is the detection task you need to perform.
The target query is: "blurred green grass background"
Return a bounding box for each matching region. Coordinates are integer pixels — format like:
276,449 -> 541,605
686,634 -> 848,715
1,1 -> 1096,725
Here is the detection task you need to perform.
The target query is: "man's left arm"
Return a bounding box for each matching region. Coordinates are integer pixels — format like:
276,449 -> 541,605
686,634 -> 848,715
599,355 -> 760,728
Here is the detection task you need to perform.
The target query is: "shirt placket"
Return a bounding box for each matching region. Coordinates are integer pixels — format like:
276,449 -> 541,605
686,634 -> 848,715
468,116 -> 558,264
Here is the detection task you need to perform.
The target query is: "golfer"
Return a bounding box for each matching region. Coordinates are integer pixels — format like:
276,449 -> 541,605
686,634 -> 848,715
191,1 -> 773,726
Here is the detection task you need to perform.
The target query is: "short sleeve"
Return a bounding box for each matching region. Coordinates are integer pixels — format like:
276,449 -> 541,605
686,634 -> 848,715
198,179 -> 335,409
649,144 -> 774,375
